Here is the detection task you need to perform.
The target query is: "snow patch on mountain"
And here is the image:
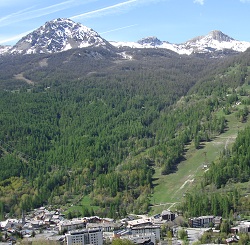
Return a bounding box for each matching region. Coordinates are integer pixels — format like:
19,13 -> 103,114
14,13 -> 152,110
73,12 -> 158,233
184,30 -> 250,53
111,30 -> 250,55
10,18 -> 110,54
119,51 -> 133,60
138,36 -> 163,46
2,18 -> 250,57
0,45 -> 12,55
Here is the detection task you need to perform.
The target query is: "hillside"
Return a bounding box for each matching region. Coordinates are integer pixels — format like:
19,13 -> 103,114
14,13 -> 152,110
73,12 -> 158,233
0,46 -> 250,219
150,91 -> 250,214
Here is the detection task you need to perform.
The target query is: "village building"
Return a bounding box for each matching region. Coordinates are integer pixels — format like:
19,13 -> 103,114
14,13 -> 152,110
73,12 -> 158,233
161,210 -> 175,221
123,233 -> 156,245
131,225 -> 161,242
127,218 -> 152,228
188,216 -> 222,228
213,216 -> 222,227
113,225 -> 160,244
226,236 -> 239,244
87,221 -> 122,232
101,218 -> 115,223
0,219 -> 21,230
84,216 -> 102,223
65,228 -> 103,245
231,221 -> 250,234
58,219 -> 86,233
114,230 -> 157,244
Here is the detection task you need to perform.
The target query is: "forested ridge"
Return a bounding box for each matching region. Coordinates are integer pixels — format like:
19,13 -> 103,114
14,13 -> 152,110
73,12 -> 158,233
0,47 -> 250,219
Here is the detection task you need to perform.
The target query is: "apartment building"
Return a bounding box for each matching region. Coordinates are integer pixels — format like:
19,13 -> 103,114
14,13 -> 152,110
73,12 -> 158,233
65,228 -> 103,245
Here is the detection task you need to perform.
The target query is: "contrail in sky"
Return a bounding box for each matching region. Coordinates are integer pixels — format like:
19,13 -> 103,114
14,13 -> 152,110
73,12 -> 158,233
0,0 -> 76,27
71,0 -> 137,20
0,0 -> 165,26
0,0 -> 166,44
0,6 -> 36,23
0,30 -> 32,44
71,0 -> 166,20
100,24 -> 138,35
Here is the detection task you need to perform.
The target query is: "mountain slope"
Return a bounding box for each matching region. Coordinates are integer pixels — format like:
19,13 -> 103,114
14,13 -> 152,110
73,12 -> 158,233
111,30 -> 250,55
0,44 -> 224,216
0,36 -> 250,218
0,45 -> 11,55
184,30 -> 250,54
10,18 -> 111,54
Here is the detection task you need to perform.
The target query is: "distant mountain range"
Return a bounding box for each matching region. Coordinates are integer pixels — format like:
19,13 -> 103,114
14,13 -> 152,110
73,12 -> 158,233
1,18 -> 250,56
111,31 -> 250,55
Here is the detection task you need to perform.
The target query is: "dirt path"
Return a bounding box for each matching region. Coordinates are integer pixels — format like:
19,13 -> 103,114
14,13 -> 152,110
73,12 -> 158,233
150,202 -> 180,209
14,73 -> 34,85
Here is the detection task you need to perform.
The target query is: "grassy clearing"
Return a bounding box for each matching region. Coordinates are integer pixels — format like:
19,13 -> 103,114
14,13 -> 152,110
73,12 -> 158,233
65,195 -> 99,215
150,107 -> 250,214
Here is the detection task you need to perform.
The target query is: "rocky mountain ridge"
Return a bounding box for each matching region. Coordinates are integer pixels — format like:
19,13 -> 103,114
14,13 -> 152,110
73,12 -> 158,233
111,30 -> 250,55
7,18 -> 110,55
1,18 -> 250,56
0,45 -> 11,55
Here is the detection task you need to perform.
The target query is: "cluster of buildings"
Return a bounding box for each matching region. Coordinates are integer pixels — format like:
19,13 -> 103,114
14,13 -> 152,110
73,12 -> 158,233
2,207 -> 250,244
56,212 -> 170,245
0,208 -> 177,245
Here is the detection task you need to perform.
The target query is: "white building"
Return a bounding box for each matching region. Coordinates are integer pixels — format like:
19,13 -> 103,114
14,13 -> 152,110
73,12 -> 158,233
59,219 -> 86,232
188,215 -> 215,228
128,233 -> 156,244
87,222 -> 121,232
131,225 -> 161,242
114,225 -> 160,244
118,232 -> 156,245
65,228 -> 103,245
127,218 -> 152,228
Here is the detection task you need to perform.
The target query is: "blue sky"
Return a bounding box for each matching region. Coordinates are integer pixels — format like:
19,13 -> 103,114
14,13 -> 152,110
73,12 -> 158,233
0,0 -> 250,45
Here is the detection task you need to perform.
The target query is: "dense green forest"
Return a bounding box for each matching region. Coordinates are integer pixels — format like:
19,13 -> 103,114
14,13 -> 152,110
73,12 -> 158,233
0,47 -> 250,219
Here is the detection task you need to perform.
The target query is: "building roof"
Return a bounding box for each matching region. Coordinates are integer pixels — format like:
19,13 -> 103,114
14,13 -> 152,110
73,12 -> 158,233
131,225 -> 160,230
127,219 -> 152,227
161,210 -> 173,216
66,227 -> 102,235
59,219 -> 85,226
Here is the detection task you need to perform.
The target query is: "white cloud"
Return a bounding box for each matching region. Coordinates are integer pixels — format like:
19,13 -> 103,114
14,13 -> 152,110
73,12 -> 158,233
193,0 -> 205,5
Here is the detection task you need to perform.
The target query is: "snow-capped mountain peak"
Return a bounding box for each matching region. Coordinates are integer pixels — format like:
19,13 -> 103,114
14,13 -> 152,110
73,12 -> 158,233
184,30 -> 250,54
189,30 -> 234,43
138,36 -> 163,46
10,18 -> 109,54
111,30 -> 250,56
207,30 -> 234,42
2,18 -> 250,57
